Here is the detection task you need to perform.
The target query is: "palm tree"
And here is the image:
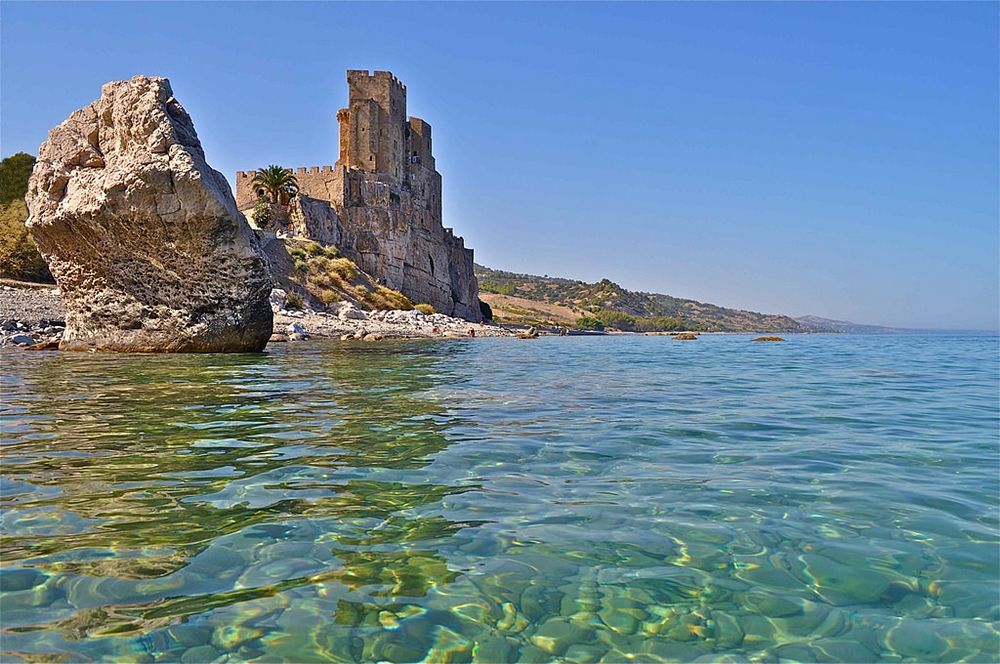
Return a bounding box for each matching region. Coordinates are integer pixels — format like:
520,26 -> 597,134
251,165 -> 299,204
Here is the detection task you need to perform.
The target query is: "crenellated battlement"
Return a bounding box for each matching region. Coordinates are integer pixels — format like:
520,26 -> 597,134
237,166 -> 335,179
347,69 -> 406,92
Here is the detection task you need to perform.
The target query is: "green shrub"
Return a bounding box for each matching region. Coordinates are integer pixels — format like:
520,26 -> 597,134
0,201 -> 52,283
414,303 -> 435,315
0,153 -> 35,206
365,286 -> 413,311
329,258 -> 358,281
286,292 -> 304,309
304,241 -> 323,257
288,245 -> 307,259
594,310 -> 637,331
250,196 -> 272,228
318,289 -> 340,305
575,316 -> 605,331
293,259 -> 308,273
479,280 -> 515,296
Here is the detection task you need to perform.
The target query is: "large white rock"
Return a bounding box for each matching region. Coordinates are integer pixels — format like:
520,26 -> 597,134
26,76 -> 272,352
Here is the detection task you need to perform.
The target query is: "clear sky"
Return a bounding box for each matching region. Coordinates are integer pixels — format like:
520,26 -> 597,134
3,2 -> 997,329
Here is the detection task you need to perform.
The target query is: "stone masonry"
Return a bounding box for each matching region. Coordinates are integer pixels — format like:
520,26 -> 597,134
236,70 -> 481,321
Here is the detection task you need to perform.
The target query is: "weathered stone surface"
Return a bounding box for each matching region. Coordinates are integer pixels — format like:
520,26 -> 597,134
237,70 -> 482,322
26,75 -> 272,352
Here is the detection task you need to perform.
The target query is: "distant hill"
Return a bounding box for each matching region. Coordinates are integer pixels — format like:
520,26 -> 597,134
475,265 -> 817,333
793,315 -> 910,334
795,315 -> 994,335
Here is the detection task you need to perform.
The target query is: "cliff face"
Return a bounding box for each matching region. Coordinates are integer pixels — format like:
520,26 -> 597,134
237,70 -> 482,322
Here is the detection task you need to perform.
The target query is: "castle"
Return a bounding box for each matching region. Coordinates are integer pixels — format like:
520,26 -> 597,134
236,70 -> 481,322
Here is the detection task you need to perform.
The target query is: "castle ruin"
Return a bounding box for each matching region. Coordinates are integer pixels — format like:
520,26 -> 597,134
236,70 -> 481,321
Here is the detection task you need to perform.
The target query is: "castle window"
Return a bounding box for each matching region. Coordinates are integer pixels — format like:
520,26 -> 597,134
428,255 -> 435,276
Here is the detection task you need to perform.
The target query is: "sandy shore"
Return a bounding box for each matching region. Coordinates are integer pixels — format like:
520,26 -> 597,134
0,280 -> 515,348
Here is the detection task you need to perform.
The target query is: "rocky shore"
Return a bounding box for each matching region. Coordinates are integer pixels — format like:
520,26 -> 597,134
0,282 -> 514,349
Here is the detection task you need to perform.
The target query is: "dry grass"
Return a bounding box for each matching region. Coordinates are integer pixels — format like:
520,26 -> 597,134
285,239 -> 412,312
365,286 -> 413,311
414,303 -> 435,315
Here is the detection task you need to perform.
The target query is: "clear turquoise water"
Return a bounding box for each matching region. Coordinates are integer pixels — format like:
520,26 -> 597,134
1,335 -> 997,663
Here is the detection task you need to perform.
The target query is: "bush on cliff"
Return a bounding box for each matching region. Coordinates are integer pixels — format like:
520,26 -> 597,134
415,303 -> 435,315
366,286 -> 412,311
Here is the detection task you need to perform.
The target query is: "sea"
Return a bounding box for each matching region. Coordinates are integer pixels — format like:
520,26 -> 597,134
1,334 -> 997,662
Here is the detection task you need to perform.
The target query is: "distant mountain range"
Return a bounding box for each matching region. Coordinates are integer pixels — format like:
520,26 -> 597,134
476,266 -> 990,334
476,265 -> 821,333
792,315 -> 909,334
794,315 -> 994,335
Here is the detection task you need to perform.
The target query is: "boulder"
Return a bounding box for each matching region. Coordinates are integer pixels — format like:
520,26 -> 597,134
752,336 -> 785,342
25,75 -> 272,352
338,304 -> 367,321
269,288 -> 288,312
10,334 -> 37,346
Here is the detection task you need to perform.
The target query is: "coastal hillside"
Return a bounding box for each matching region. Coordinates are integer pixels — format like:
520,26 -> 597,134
795,315 -> 915,334
476,265 -> 814,332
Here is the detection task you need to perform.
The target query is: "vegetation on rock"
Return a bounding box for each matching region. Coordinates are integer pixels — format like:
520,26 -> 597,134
285,239 -> 413,312
414,303 -> 435,315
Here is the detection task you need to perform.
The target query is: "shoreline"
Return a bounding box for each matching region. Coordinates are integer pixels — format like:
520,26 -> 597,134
0,279 -> 842,349
1,280 -> 521,348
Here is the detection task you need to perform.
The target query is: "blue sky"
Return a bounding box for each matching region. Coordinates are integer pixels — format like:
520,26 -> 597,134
3,2 -> 997,329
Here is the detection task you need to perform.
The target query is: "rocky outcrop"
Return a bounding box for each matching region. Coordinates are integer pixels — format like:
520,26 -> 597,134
26,76 -> 272,352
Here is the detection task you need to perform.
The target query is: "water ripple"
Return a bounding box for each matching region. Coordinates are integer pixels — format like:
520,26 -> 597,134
1,334 -> 997,662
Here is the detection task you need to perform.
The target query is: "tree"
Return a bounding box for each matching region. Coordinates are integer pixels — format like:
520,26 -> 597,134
0,153 -> 35,205
250,195 -> 272,228
251,165 -> 298,204
0,200 -> 52,283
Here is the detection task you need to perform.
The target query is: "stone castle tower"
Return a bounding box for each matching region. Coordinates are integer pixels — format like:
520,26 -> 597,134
236,70 -> 481,322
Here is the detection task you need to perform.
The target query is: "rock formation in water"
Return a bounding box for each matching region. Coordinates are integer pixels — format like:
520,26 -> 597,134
25,75 -> 272,352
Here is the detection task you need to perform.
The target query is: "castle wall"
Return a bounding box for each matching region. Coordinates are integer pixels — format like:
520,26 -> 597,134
235,70 -> 481,321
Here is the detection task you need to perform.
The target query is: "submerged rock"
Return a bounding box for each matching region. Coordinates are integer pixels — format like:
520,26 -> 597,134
26,75 -> 272,352
752,336 -> 785,342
